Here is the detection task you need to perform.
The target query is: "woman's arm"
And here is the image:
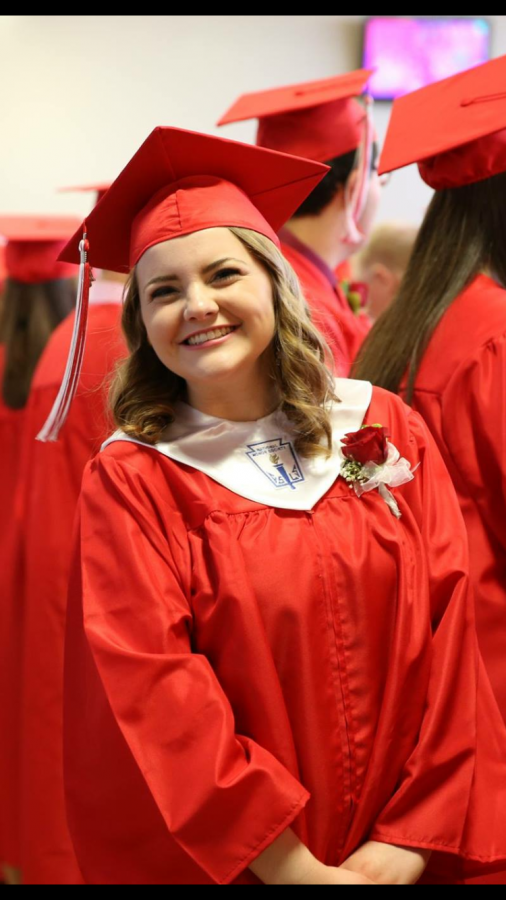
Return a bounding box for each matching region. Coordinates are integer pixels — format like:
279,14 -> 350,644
340,841 -> 431,885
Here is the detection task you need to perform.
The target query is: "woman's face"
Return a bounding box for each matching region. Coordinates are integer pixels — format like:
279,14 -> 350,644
136,227 -> 276,388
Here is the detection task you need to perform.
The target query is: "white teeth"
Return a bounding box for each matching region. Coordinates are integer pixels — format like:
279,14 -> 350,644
186,326 -> 236,346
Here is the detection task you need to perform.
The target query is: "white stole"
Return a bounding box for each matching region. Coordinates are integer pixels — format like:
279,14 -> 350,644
102,379 -> 373,511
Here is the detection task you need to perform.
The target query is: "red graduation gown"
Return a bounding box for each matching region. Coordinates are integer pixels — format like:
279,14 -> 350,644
63,385 -> 506,885
0,345 -> 26,869
281,240 -> 371,376
19,299 -> 126,884
406,274 -> 506,725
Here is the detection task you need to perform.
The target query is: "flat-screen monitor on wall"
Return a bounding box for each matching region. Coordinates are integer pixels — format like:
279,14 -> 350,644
363,17 -> 490,100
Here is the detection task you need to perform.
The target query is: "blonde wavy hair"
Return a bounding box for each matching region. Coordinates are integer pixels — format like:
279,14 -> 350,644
110,227 -> 337,458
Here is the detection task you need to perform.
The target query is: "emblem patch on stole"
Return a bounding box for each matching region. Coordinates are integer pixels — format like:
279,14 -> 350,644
246,438 -> 305,490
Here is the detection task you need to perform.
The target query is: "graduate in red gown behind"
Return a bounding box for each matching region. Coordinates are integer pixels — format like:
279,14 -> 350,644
52,126 -> 506,885
0,216 -> 78,884
218,70 -> 378,375
356,55 -> 506,723
18,185 -> 127,885
354,55 -> 506,884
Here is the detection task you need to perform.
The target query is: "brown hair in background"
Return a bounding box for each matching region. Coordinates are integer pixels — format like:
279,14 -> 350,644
353,170 -> 506,402
0,278 -> 75,409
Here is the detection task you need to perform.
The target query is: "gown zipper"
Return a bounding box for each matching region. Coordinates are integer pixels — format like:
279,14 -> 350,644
306,509 -> 356,855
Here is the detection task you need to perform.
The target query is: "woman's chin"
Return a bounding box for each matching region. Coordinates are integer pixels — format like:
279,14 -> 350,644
179,356 -> 251,384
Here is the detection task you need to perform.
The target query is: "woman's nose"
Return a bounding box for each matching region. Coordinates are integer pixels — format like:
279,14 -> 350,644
183,283 -> 220,321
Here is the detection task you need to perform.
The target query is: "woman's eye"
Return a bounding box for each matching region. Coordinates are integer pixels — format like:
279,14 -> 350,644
151,285 -> 177,300
212,268 -> 241,283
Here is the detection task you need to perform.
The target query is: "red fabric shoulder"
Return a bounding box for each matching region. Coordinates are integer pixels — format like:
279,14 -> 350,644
414,274 -> 506,394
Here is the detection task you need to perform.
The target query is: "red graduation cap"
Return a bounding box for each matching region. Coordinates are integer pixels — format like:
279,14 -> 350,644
378,54 -> 506,190
58,182 -> 111,205
59,126 -> 329,272
218,69 -> 374,163
38,126 -> 329,442
0,215 -> 80,284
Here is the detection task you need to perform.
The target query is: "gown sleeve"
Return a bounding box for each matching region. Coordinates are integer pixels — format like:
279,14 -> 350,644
440,332 -> 506,555
68,451 -> 310,885
368,407 -> 506,862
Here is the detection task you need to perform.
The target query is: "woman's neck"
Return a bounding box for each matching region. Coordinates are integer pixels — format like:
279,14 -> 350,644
185,363 -> 280,423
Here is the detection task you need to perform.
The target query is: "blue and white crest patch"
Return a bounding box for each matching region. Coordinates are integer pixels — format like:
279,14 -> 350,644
246,438 -> 305,490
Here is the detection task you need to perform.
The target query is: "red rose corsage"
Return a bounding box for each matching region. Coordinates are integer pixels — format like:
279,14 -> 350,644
340,424 -> 415,519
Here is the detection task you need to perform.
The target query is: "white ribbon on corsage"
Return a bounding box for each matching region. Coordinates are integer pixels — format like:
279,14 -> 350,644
344,442 -> 416,519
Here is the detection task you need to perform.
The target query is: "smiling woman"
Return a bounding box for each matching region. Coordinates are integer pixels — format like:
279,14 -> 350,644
52,127 -> 506,885
112,225 -> 334,456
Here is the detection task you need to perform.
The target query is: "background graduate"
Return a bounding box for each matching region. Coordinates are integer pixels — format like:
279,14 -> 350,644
18,185 -> 127,884
355,53 -> 506,736
351,221 -> 418,322
0,216 -> 78,884
219,70 -> 380,375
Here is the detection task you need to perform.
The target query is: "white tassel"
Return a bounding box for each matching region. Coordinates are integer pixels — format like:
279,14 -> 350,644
37,231 -> 91,442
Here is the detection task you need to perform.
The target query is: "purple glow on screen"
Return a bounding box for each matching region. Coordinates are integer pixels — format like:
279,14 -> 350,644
363,17 -> 490,100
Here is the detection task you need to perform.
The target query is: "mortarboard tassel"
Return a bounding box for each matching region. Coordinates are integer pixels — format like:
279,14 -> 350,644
36,226 -> 91,442
342,95 -> 373,246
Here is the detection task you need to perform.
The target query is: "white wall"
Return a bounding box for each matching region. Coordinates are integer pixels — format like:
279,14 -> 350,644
1,15 -> 505,225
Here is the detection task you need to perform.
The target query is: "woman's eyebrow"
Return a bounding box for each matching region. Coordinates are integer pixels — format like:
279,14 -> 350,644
146,258 -> 245,288
202,256 -> 245,273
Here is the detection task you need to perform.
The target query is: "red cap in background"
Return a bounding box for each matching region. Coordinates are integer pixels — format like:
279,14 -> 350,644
0,216 -> 80,283
378,54 -> 506,190
218,69 -> 374,162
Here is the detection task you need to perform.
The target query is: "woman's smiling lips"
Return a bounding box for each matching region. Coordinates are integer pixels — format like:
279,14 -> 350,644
179,324 -> 240,350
